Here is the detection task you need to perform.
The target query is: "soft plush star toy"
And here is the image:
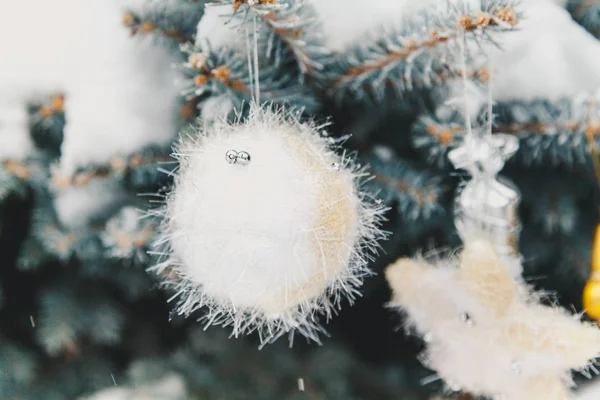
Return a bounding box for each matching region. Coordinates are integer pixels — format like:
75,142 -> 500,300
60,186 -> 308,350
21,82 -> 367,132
386,239 -> 600,400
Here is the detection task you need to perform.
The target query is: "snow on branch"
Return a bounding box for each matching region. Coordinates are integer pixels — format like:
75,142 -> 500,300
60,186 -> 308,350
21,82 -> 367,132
51,145 -> 174,192
325,0 -> 518,104
123,1 -> 206,45
209,0 -> 330,78
28,95 -> 66,155
26,197 -> 157,265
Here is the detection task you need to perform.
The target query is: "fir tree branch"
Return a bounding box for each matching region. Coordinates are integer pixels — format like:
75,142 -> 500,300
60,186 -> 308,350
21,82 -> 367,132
412,97 -> 600,168
493,98 -> 599,166
325,0 -> 519,104
28,198 -> 157,264
29,95 -> 66,155
101,208 -> 157,262
361,151 -> 447,223
411,110 -> 466,168
3,160 -> 32,181
210,0 -> 329,77
123,1 -> 206,45
0,157 -> 47,201
180,41 -> 320,115
513,171 -> 583,235
124,12 -> 190,43
37,283 -> 124,357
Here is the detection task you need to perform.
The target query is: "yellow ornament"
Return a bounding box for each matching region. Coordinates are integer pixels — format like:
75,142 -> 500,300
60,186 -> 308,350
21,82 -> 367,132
583,224 -> 600,322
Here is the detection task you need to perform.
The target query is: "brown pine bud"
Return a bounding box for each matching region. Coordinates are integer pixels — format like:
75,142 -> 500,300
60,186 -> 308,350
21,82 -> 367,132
130,155 -> 143,167
231,80 -> 246,92
5,160 -> 31,180
475,12 -> 492,28
189,53 -> 208,70
181,102 -> 197,120
140,22 -> 155,33
438,130 -> 455,146
110,157 -> 128,173
459,16 -> 473,30
122,13 -> 136,27
194,75 -> 209,86
495,8 -> 518,26
74,174 -> 92,186
52,95 -> 65,113
213,66 -> 231,84
39,106 -> 53,118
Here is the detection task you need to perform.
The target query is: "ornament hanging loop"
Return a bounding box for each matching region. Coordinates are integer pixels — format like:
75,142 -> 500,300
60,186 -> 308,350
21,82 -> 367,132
225,149 -> 251,165
448,30 -> 521,261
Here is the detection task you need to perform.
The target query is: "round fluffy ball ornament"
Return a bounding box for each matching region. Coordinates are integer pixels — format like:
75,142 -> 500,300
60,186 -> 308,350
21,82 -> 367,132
152,105 -> 386,345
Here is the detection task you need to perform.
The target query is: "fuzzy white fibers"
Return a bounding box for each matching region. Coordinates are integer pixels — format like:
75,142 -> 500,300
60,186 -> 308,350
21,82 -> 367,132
576,379 -> 600,400
79,374 -> 187,400
386,239 -> 600,400
0,0 -> 180,168
150,105 -> 386,345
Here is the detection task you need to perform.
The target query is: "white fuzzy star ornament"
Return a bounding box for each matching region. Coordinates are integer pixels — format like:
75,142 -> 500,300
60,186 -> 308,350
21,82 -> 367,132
150,105 -> 386,345
386,239 -> 600,400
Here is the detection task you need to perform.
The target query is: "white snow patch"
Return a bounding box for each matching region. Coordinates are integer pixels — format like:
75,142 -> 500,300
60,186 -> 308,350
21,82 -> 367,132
54,181 -> 131,229
490,0 -> 600,101
0,0 -> 181,168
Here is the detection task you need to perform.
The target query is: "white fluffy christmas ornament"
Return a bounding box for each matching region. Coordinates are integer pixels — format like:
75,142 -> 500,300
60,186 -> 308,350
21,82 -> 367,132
151,105 -> 386,345
386,239 -> 600,400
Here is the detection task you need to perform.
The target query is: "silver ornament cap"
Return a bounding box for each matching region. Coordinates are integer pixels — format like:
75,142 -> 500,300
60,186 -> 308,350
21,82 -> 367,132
237,151 -> 251,165
225,149 -> 238,164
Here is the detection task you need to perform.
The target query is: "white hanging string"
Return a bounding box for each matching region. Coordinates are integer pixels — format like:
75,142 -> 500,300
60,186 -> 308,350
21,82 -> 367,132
253,14 -> 260,103
244,10 -> 261,105
459,30 -> 474,140
244,22 -> 256,102
487,62 -> 494,137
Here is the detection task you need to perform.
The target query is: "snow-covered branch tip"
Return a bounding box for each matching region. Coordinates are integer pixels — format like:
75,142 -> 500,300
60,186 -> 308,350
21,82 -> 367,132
124,12 -> 190,43
29,95 -> 66,154
29,200 -> 157,263
325,0 -> 518,104
209,0 -> 330,78
34,94 -> 65,119
179,42 -> 320,116
123,1 -> 205,45
51,146 -> 173,191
